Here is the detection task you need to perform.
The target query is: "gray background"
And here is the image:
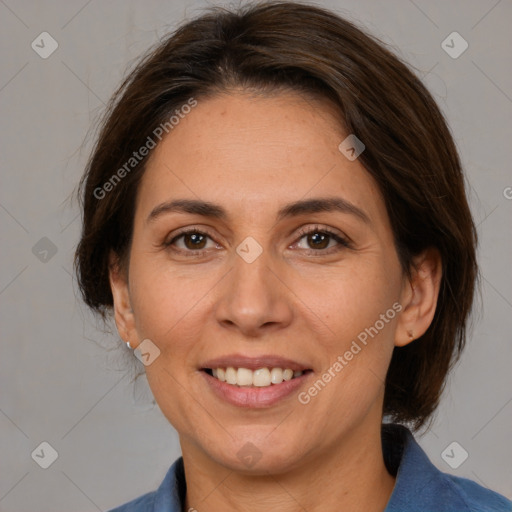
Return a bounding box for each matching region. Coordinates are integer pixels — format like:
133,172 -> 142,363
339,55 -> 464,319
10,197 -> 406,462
1,0 -> 511,510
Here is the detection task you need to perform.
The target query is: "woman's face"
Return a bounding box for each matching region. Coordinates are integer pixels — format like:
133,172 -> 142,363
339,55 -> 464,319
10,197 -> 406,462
112,91 -> 413,473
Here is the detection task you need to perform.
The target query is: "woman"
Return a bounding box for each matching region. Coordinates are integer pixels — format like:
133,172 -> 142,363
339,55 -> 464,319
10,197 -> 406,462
75,2 -> 511,510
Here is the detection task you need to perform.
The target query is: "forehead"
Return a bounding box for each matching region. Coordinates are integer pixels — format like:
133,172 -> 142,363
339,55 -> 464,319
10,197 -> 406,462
136,92 -> 386,226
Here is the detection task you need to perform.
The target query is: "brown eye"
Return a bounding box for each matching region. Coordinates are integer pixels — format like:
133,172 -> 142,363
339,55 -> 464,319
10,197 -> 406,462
293,225 -> 351,255
182,232 -> 207,250
305,232 -> 331,250
164,228 -> 219,256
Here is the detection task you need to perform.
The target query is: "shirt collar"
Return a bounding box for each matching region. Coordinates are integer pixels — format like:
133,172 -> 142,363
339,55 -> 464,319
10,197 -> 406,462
153,423 -> 495,512
383,423 -> 469,511
153,456 -> 185,511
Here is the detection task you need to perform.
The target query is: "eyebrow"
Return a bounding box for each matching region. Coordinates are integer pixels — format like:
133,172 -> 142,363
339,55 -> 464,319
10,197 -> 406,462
146,197 -> 370,224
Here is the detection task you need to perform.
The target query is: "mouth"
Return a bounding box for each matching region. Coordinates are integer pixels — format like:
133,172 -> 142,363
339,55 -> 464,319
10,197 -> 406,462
202,366 -> 313,387
199,355 -> 313,407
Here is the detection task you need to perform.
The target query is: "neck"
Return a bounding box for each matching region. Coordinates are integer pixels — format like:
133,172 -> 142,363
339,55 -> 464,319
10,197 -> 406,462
182,420 -> 395,512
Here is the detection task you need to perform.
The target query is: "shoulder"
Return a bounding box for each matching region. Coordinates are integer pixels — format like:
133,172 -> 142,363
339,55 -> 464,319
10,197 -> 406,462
106,457 -> 185,512
107,491 -> 156,512
383,424 -> 512,512
442,474 -> 512,512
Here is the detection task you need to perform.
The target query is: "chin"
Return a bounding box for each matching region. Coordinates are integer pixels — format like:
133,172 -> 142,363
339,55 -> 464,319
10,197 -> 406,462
201,431 -> 308,475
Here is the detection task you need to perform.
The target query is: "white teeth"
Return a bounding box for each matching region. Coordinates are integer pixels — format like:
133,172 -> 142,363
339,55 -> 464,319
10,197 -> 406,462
237,367 -> 253,386
283,369 -> 294,381
253,368 -> 271,387
270,368 -> 283,384
225,367 -> 237,385
209,366 -> 304,387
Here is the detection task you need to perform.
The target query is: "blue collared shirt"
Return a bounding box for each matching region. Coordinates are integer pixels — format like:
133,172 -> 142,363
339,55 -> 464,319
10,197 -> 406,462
108,424 -> 511,511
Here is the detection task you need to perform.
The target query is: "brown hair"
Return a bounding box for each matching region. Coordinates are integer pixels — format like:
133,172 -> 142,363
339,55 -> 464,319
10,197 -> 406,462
75,1 -> 478,430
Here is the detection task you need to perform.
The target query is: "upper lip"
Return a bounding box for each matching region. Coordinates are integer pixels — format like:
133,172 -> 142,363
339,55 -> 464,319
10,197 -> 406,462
200,354 -> 311,372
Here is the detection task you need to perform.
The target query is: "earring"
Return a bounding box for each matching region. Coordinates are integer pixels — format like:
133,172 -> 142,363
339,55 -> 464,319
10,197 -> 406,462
407,330 -> 414,341
125,340 -> 133,349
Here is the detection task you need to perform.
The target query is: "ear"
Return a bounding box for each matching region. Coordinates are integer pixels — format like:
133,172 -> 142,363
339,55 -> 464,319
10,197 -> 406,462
395,248 -> 442,347
109,251 -> 138,348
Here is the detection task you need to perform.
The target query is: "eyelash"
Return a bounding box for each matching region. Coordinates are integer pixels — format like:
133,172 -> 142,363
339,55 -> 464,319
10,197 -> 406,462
163,225 -> 351,258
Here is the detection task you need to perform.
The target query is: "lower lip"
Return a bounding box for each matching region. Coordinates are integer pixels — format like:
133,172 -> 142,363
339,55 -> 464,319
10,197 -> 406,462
201,371 -> 311,408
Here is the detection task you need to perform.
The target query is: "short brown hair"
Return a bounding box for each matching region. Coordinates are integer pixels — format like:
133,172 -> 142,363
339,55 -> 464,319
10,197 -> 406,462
75,1 -> 478,430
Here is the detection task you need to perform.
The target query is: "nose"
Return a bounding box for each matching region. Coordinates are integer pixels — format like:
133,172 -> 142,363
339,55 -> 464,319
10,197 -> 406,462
214,247 -> 294,338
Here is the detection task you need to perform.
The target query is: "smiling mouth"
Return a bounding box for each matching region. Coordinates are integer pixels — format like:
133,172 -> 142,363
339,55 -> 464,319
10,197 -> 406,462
202,367 -> 313,388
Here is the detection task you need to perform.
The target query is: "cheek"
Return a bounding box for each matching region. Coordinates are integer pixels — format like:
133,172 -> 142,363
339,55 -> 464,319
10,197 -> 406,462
299,253 -> 402,413
127,251 -> 214,347
305,257 -> 402,343
304,275 -> 399,429
128,260 -> 214,425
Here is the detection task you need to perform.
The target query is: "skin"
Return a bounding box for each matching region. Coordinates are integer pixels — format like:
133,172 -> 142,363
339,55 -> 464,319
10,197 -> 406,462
110,90 -> 442,512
